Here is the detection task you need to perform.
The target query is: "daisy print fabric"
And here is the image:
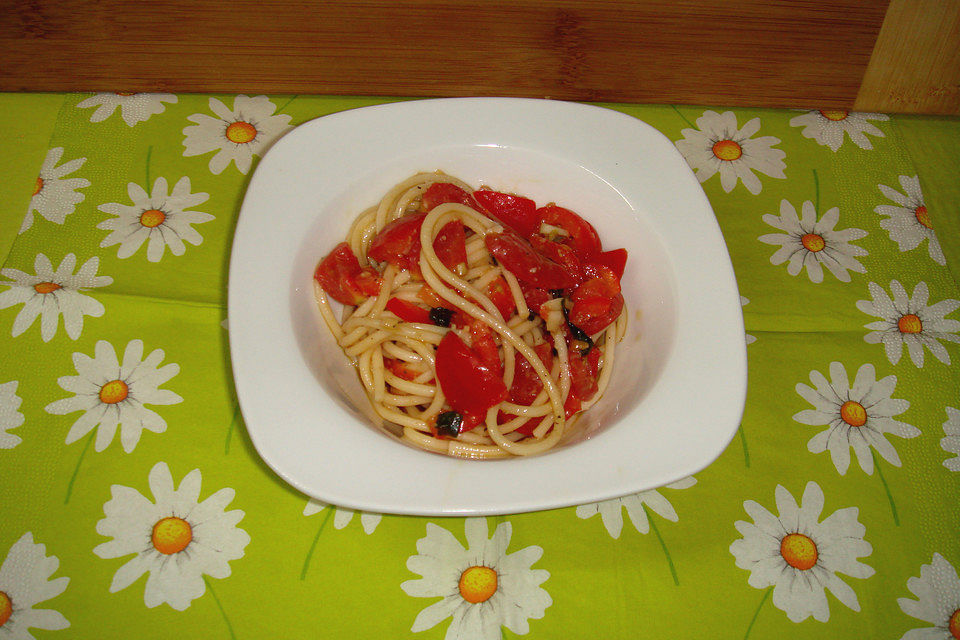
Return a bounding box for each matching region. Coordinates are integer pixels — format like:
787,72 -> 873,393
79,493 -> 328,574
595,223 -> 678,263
875,175 -> 945,266
302,499 -> 382,534
21,147 -> 89,234
402,518 -> 551,639
97,177 -> 213,262
759,199 -> 868,283
75,93 -> 178,127
0,253 -> 112,342
897,553 -> 960,639
0,380 -> 24,449
857,280 -> 960,367
674,110 -> 786,194
576,476 -> 697,538
182,95 -> 293,175
794,362 -> 918,475
0,532 -> 69,638
730,482 -> 874,623
789,110 -> 889,151
45,339 -> 182,452
93,462 -> 250,611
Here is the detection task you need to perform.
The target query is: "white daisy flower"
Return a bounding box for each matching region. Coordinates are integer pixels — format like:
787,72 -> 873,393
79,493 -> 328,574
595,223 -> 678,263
0,253 -> 112,342
794,362 -> 918,475
876,175 -> 945,266
576,476 -> 696,538
741,296 -> 756,345
730,481 -> 874,623
402,518 -> 551,639
789,110 -> 889,151
75,92 -> 178,127
97,177 -> 213,262
0,532 -> 70,638
0,380 -> 25,449
182,95 -> 292,175
897,553 -> 960,639
942,406 -> 960,472
21,147 -> 89,233
856,280 -> 960,367
93,461 -> 250,611
759,200 -> 868,283
675,110 -> 786,195
45,339 -> 182,453
303,499 -> 382,534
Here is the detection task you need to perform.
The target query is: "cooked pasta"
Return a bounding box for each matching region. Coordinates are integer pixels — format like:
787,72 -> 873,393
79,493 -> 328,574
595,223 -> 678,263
313,171 -> 628,459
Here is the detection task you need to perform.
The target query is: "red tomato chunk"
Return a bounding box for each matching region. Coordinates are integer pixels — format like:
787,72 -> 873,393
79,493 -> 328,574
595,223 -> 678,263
314,242 -> 382,305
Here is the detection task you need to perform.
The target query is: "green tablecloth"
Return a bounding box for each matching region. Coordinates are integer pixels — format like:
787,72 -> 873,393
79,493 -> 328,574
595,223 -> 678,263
1,93 -> 958,639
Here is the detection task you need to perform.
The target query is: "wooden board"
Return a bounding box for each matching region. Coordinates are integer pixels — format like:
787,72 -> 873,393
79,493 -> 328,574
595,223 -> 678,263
1,0 -> 950,114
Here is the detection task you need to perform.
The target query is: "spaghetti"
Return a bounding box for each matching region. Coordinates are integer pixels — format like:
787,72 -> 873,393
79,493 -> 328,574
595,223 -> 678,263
313,171 -> 628,459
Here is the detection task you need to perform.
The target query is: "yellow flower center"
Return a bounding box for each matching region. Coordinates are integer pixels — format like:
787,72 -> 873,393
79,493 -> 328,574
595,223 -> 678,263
33,176 -> 43,196
819,109 -> 849,121
458,566 -> 498,604
99,379 -> 129,404
712,139 -> 743,161
226,121 -> 258,144
801,233 -> 826,252
151,517 -> 193,555
948,608 -> 960,639
780,533 -> 818,570
840,400 -> 867,427
898,313 -> 923,334
0,590 -> 11,627
33,281 -> 61,294
915,205 -> 932,229
139,209 -> 166,228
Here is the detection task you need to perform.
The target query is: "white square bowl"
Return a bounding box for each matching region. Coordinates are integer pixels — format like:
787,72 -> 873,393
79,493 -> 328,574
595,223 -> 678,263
228,98 -> 746,516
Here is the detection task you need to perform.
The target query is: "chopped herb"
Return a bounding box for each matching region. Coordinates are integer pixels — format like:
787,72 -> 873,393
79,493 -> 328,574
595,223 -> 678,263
528,309 -> 538,321
430,307 -> 454,327
562,304 -> 594,355
435,411 -> 463,437
549,289 -> 565,298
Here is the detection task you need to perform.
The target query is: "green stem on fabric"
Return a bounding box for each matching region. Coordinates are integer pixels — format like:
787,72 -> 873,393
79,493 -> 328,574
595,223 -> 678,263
743,587 -> 772,640
145,145 -> 153,188
276,95 -> 299,114
812,168 -> 820,211
872,449 -> 900,526
670,104 -> 696,129
645,507 -> 679,586
300,508 -> 335,581
225,403 -> 241,455
203,576 -> 238,640
739,425 -> 751,468
64,431 -> 95,504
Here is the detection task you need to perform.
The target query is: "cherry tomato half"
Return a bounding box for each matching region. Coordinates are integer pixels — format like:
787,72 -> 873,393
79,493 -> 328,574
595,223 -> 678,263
486,276 -> 516,320
385,297 -> 431,324
589,248 -> 628,281
435,330 -> 507,417
484,231 -> 577,290
568,264 -> 624,335
367,213 -> 427,273
473,190 -> 540,237
432,220 -> 468,273
314,242 -> 382,305
421,182 -> 478,212
529,235 -> 584,285
536,204 -> 603,260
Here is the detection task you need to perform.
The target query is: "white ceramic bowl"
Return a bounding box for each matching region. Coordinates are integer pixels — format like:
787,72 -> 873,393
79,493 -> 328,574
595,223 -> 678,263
228,97 -> 747,516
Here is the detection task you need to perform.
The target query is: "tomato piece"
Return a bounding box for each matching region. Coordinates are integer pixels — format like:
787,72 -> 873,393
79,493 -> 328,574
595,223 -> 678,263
314,242 -> 382,305
564,345 -> 601,418
529,235 -> 583,285
368,213 -> 427,273
385,297 -> 431,324
508,342 -> 554,405
484,231 -> 577,290
536,204 -> 602,260
568,264 -> 624,335
421,182 -> 478,212
469,321 -> 502,376
384,359 -> 427,382
435,331 -> 507,416
473,190 -> 540,237
486,276 -> 516,320
432,220 -> 468,273
519,282 -> 553,316
591,248 -> 628,281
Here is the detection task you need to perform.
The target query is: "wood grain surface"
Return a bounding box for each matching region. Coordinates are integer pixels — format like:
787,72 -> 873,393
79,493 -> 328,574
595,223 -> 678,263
1,0 -> 953,114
